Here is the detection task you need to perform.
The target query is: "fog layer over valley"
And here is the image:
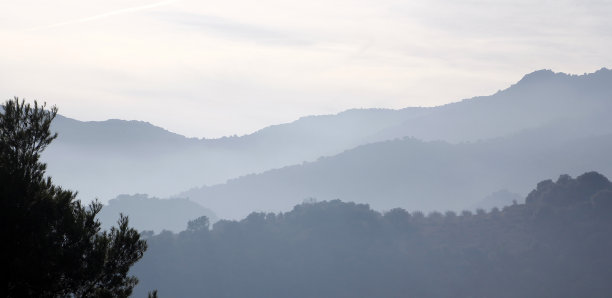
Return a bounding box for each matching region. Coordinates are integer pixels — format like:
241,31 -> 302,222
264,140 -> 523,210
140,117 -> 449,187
7,67 -> 612,297
43,69 -> 612,205
44,107 -> 419,200
42,68 -> 612,220
6,0 -> 612,293
185,123 -> 612,219
183,68 -> 612,219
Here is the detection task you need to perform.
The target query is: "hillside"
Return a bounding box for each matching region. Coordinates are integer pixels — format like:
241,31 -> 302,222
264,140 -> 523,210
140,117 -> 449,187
43,68 -> 612,203
368,68 -> 612,143
133,172 -> 612,298
181,118 -> 612,219
43,109 -> 417,201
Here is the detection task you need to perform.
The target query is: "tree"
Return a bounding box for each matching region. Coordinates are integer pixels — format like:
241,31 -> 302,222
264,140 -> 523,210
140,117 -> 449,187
187,215 -> 210,232
0,97 -> 147,297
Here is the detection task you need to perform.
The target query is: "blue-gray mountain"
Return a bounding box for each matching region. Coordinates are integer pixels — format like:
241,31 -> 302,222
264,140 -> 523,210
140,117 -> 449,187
183,125 -> 612,219
132,172 -> 612,298
180,69 -> 612,219
97,194 -> 217,233
44,107 -> 418,201
43,68 -> 612,220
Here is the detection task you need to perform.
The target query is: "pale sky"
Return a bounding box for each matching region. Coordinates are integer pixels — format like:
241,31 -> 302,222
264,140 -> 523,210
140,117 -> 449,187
1,0 -> 610,138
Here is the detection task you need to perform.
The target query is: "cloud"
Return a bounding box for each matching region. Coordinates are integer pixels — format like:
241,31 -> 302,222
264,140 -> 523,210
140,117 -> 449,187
151,11 -> 313,46
26,0 -> 178,31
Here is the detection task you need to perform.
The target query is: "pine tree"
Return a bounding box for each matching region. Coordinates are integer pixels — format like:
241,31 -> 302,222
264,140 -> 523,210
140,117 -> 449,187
1,97 -> 147,297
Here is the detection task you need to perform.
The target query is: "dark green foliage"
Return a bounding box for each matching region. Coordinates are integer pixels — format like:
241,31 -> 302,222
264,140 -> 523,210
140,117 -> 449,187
134,172 -> 612,298
1,98 -> 147,297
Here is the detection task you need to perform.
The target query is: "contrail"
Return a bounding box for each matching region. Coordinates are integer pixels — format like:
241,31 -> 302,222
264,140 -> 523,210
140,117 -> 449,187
26,0 -> 177,31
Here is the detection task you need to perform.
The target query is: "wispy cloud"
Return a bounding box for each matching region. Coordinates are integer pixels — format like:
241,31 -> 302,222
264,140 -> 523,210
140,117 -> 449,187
26,0 -> 177,31
153,11 -> 313,46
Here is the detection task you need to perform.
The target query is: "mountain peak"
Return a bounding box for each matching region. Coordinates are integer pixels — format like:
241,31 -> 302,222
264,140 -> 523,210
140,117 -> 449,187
503,67 -> 612,95
516,67 -> 612,85
516,69 -> 558,84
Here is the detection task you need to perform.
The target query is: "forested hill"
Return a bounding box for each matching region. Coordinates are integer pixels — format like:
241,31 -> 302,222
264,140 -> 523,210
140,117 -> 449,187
43,68 -> 612,202
132,172 -> 612,298
97,194 -> 217,233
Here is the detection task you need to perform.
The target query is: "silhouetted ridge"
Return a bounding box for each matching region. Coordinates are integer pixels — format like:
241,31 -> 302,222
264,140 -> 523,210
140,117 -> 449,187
515,69 -> 557,85
496,67 -> 612,101
98,194 -> 217,233
133,172 -> 612,297
185,126 -> 612,219
514,68 -> 612,88
53,115 -> 190,145
526,172 -> 612,206
43,67 -> 612,203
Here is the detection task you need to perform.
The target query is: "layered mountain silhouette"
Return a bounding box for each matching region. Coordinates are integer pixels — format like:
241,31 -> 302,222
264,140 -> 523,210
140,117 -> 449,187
42,68 -> 612,220
132,172 -> 612,298
367,69 -> 612,143
178,68 -> 612,219
182,126 -> 612,219
97,194 -> 217,233
44,107 -> 419,200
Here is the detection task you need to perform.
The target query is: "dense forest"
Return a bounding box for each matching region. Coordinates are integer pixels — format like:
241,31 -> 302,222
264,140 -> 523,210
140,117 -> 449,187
132,171 -> 612,297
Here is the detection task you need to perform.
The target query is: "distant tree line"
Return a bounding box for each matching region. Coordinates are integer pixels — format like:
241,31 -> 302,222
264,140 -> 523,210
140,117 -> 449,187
132,171 -> 612,298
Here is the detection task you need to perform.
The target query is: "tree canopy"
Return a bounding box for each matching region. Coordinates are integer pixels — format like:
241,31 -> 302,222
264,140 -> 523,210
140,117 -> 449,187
133,172 -> 612,297
1,97 -> 147,297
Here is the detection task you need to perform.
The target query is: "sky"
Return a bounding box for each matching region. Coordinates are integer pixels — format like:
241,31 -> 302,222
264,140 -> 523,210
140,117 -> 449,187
1,0 -> 611,138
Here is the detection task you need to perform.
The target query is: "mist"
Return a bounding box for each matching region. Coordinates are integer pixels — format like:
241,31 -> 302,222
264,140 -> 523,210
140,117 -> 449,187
4,0 -> 612,295
7,67 -> 612,297
42,68 -> 612,219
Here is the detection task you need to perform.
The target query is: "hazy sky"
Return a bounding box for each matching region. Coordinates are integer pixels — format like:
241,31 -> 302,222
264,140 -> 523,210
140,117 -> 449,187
1,0 -> 610,138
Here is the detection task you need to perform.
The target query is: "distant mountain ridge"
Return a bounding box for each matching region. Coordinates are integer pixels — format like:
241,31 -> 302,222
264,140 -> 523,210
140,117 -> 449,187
366,68 -> 612,143
181,126 -> 612,219
41,68 -> 612,210
132,172 -> 612,298
97,194 -> 217,233
44,108 -> 418,201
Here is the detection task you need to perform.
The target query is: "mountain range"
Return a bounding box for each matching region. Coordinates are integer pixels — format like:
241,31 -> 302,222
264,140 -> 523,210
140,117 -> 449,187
42,68 -> 612,220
